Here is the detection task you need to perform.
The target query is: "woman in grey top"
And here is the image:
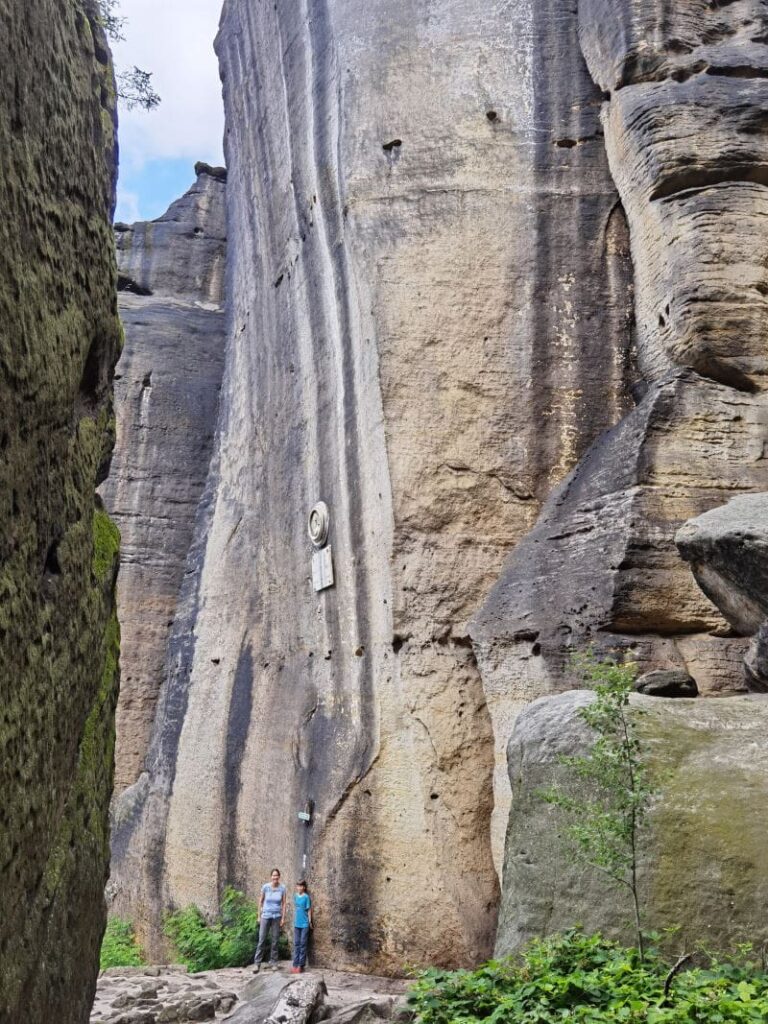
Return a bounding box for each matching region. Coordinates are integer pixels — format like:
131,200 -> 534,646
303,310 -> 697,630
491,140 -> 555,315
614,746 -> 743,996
252,868 -> 286,972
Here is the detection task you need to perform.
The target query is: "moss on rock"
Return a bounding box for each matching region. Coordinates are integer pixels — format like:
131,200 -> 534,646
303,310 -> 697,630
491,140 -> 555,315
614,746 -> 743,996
0,1 -> 121,1021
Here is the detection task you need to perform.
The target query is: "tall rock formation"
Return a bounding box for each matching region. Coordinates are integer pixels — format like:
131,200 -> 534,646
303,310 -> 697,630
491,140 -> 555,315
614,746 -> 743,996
0,2 -> 121,1021
110,0 -> 636,971
473,0 -> 768,862
101,165 -> 227,792
110,0 -> 768,970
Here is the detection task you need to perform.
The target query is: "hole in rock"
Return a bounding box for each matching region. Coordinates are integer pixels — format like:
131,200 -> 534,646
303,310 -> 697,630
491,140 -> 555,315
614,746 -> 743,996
274,273 -> 284,288
486,110 -> 498,122
382,138 -> 402,152
532,642 -> 541,656
211,658 -> 221,665
142,372 -> 152,389
117,274 -> 152,296
430,793 -> 439,800
44,539 -> 62,576
554,138 -> 577,148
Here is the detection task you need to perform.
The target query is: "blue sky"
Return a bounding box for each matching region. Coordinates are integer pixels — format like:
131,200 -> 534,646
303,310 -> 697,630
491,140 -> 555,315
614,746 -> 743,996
112,0 -> 225,223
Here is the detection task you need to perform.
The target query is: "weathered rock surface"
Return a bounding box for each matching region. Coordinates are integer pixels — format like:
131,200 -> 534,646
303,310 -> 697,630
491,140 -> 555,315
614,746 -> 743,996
101,167 -> 227,791
91,968 -> 406,1024
635,670 -> 698,699
473,0 -> 768,865
110,0 -> 640,970
0,1 -> 121,1021
497,690 -> 768,955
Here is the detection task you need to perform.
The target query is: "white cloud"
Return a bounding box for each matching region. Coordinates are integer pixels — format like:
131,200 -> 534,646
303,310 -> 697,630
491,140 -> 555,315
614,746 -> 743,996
113,0 -> 225,171
114,189 -> 142,224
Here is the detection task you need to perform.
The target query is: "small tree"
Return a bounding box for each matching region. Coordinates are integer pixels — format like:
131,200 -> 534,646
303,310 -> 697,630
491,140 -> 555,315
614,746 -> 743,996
542,654 -> 656,959
96,0 -> 161,111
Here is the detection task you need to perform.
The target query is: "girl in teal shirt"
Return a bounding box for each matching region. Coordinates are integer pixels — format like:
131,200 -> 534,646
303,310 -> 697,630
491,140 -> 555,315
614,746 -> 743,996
291,880 -> 312,973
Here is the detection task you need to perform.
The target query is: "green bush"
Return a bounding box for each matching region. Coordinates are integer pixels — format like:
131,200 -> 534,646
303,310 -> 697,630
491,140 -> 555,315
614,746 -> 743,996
100,917 -> 145,970
407,930 -> 768,1023
164,886 -> 289,972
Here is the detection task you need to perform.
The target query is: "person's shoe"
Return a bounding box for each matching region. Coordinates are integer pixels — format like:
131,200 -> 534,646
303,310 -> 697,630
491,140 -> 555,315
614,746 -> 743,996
291,966 -> 301,974
252,964 -> 260,974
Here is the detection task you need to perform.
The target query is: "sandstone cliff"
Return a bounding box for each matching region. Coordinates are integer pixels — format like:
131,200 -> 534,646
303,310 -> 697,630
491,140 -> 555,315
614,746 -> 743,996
109,0 -> 639,971
0,2 -> 121,1021
101,165 -> 227,792
110,0 -> 768,972
472,0 -> 768,865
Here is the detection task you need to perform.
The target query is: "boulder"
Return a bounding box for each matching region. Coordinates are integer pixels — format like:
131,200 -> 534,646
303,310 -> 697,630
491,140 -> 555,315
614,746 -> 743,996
676,494 -> 768,637
497,690 -> 768,956
635,670 -> 698,699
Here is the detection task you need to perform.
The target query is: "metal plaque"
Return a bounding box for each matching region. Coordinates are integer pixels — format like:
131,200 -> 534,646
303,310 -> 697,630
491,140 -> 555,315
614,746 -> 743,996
298,811 -> 311,822
312,545 -> 334,592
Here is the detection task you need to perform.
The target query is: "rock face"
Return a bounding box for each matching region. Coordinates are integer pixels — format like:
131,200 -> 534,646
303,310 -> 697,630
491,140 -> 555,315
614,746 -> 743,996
497,690 -> 768,956
472,0 -> 768,864
0,2 -> 121,1022
101,166 -> 227,792
110,0 -> 768,972
110,0 -> 638,972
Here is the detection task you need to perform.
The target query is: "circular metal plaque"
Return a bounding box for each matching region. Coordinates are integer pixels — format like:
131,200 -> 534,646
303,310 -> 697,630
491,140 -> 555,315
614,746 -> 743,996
308,501 -> 330,548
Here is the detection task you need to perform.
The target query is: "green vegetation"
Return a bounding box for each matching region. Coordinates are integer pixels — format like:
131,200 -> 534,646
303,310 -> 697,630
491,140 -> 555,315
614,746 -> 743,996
542,654 -> 655,957
100,918 -> 145,970
408,930 -> 768,1024
95,0 -> 161,110
164,887 -> 287,972
92,508 -> 120,585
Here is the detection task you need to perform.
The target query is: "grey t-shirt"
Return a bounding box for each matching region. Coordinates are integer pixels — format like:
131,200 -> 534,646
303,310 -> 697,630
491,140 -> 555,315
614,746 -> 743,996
262,883 -> 286,919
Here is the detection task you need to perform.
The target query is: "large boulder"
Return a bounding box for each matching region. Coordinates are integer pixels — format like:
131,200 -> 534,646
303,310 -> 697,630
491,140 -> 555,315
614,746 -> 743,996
497,690 -> 768,956
0,1 -> 121,1021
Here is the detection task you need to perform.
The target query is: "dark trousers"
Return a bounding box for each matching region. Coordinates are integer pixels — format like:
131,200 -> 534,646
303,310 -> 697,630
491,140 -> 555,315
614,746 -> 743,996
293,925 -> 310,967
254,916 -> 281,964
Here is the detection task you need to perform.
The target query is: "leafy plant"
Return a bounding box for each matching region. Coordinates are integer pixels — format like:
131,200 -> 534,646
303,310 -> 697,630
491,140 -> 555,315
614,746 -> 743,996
164,886 -> 286,972
542,653 -> 655,958
407,930 -> 768,1023
95,0 -> 161,110
100,917 -> 145,970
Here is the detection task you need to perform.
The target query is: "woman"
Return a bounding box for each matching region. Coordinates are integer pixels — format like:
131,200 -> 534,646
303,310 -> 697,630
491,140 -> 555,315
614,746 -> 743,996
252,868 -> 286,972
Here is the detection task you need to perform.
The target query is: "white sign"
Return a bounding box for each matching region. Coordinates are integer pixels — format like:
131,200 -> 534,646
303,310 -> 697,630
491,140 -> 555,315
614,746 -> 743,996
312,545 -> 334,592
298,811 -> 311,822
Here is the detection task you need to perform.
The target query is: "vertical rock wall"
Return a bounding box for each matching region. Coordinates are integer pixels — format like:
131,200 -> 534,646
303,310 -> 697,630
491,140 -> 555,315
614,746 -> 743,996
472,0 -> 768,860
111,0 -> 636,969
101,166 -> 227,792
0,2 -> 121,1021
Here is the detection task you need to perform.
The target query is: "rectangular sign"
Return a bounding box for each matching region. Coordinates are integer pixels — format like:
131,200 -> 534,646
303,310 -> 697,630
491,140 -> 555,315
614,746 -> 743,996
312,545 -> 334,592
297,811 -> 311,822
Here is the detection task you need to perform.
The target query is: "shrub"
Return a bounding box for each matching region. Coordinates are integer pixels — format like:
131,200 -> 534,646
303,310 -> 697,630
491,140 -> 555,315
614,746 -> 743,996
542,654 -> 655,957
164,886 -> 285,972
407,930 -> 768,1023
100,917 -> 145,970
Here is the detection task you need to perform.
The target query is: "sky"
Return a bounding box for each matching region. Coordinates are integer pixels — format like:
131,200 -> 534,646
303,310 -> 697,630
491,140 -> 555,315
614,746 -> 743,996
111,0 -> 225,223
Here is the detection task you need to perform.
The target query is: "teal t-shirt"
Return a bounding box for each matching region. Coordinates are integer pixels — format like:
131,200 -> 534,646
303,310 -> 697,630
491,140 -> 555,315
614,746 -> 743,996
294,892 -> 311,928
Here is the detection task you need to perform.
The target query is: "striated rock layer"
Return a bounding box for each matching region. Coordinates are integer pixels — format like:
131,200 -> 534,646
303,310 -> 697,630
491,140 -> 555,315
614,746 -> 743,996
110,0 -> 637,969
0,1 -> 121,1021
473,0 -> 768,859
497,691 -> 768,955
101,166 -> 227,792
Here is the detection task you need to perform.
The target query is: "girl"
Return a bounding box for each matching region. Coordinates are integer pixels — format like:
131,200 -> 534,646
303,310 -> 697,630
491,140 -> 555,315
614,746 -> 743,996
291,879 -> 312,973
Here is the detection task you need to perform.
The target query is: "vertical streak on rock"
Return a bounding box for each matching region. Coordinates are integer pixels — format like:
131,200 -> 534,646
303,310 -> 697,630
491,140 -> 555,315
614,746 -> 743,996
110,0 -> 640,972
